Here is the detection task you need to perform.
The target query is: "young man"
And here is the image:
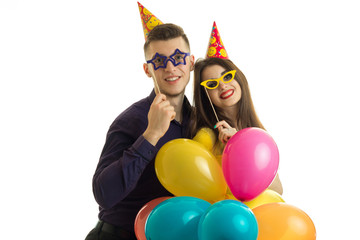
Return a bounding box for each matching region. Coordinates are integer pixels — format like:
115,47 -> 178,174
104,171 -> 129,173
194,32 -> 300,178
85,23 -> 194,240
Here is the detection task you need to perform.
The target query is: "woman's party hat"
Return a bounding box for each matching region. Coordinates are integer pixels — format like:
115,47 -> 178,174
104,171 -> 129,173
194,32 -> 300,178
206,21 -> 229,59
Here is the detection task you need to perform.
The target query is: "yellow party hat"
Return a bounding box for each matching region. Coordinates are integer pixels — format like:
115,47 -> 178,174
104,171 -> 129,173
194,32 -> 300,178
137,2 -> 163,40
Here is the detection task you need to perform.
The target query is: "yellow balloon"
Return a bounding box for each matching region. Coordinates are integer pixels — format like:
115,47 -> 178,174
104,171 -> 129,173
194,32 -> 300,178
193,128 -> 223,165
243,189 -> 285,209
192,127 -> 216,151
155,139 -> 227,203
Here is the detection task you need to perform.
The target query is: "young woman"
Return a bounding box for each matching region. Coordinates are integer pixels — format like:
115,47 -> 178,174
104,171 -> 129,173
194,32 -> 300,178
191,57 -> 283,195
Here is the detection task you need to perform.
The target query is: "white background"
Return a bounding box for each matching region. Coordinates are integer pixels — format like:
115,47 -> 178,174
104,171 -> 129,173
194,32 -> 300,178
1,0 -> 359,239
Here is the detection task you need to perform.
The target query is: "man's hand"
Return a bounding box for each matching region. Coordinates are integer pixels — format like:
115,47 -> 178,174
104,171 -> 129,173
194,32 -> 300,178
143,94 -> 176,146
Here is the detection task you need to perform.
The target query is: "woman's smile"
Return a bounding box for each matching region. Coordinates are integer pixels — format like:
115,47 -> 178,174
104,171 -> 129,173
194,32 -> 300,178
220,89 -> 234,99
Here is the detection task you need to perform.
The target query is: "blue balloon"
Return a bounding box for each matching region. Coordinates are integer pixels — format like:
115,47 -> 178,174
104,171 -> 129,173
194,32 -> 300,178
198,200 -> 258,240
145,196 -> 211,240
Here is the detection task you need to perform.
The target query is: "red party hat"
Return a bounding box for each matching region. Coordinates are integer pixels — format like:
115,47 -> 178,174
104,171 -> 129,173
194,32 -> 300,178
206,21 -> 229,59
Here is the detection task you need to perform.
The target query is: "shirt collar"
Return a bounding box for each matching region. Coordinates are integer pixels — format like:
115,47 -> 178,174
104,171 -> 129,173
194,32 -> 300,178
147,90 -> 193,125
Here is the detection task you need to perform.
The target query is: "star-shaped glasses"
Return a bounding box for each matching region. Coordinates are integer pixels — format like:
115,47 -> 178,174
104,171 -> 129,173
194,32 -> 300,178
200,70 -> 237,89
146,49 -> 190,70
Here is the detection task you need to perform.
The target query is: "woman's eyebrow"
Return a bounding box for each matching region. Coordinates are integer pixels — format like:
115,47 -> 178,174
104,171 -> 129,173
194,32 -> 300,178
221,70 -> 228,76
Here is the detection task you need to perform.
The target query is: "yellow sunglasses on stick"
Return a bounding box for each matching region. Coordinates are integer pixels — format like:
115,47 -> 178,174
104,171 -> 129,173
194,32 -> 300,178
200,70 -> 237,123
200,70 -> 237,89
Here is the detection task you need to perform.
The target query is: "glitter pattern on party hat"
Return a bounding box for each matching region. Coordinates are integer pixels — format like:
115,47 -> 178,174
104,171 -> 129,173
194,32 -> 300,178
137,2 -> 163,40
206,21 -> 228,59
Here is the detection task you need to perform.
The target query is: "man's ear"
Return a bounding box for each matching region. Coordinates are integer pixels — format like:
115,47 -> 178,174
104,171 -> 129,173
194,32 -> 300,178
143,63 -> 152,78
190,55 -> 195,71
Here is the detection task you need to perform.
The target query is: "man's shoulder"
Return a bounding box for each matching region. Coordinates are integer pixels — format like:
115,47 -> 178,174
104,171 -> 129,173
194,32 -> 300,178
113,93 -> 153,125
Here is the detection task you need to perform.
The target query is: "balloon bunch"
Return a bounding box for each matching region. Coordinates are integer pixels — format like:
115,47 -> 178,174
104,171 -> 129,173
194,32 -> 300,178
136,196 -> 258,240
135,127 -> 316,239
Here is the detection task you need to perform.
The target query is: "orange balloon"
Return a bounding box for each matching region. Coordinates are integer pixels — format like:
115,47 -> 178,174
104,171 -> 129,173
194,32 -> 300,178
253,203 -> 316,240
134,197 -> 172,240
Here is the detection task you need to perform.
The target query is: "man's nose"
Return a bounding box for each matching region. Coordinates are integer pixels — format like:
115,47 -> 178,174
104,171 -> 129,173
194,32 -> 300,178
164,60 -> 176,71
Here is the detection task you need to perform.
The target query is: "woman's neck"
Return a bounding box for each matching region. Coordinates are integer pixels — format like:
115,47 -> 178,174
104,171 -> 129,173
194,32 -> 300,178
222,105 -> 239,129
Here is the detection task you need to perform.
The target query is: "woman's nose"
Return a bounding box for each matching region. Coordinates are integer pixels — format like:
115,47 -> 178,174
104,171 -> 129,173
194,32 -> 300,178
218,80 -> 227,89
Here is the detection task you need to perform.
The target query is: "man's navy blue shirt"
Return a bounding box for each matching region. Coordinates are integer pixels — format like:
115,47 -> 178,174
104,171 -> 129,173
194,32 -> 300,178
92,90 -> 192,234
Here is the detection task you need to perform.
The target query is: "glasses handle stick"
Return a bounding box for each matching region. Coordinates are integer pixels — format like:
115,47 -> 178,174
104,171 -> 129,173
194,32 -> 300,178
204,88 -> 219,123
153,76 -> 161,95
150,65 -> 161,95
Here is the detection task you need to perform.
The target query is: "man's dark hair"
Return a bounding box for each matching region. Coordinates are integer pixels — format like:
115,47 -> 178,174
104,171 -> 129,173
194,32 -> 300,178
144,23 -> 190,54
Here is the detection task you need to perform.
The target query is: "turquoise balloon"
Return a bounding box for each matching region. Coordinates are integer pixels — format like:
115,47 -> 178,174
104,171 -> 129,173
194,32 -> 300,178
198,200 -> 258,240
145,196 -> 211,240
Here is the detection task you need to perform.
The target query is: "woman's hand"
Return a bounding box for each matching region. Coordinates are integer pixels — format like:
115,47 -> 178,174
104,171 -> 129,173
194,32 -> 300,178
214,120 -> 237,144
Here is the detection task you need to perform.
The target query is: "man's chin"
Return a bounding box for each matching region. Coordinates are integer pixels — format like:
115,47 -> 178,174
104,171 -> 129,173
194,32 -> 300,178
161,89 -> 186,98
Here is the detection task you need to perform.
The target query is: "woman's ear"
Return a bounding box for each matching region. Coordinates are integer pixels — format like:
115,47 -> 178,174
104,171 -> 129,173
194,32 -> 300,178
143,63 -> 152,78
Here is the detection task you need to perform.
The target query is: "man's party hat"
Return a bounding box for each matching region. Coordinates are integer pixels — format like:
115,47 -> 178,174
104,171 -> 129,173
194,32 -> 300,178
137,2 -> 163,40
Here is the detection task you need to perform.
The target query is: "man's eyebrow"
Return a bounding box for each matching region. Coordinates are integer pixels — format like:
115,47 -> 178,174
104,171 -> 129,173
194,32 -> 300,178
151,53 -> 165,57
148,52 -> 167,60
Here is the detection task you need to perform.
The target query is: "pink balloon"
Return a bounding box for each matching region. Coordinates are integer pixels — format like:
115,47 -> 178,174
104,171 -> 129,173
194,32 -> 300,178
222,127 -> 279,201
134,196 -> 172,240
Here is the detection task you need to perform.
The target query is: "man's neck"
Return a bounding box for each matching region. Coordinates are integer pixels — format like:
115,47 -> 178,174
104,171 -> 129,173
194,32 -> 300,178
167,94 -> 185,123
